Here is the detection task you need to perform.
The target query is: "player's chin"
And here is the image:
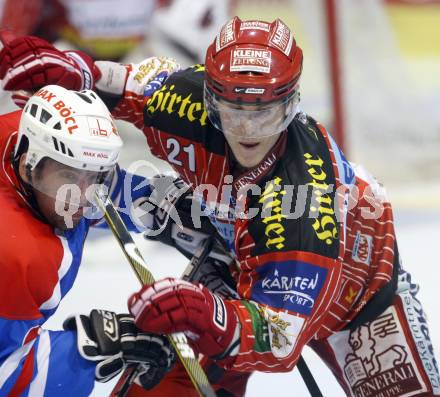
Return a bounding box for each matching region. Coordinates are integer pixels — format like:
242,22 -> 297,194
236,155 -> 265,169
235,144 -> 269,168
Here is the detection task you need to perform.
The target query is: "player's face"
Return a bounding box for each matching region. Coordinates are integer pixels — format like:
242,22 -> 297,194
204,88 -> 294,168
204,85 -> 299,147
219,102 -> 284,168
218,103 -> 286,140
32,183 -> 85,230
20,155 -> 109,230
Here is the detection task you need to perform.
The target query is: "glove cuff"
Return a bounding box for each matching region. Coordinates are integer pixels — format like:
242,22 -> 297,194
217,300 -> 239,351
95,61 -> 129,96
203,289 -> 240,358
65,50 -> 101,90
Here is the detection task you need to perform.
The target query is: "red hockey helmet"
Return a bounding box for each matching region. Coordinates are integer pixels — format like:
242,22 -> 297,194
204,17 -> 303,138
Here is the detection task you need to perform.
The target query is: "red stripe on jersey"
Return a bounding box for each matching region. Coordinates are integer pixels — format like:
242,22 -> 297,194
8,345 -> 35,397
23,326 -> 40,344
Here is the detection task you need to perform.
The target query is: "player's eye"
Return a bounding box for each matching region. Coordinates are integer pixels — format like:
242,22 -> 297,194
59,171 -> 78,183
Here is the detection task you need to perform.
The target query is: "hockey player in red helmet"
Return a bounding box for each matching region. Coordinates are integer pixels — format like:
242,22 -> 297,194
1,17 -> 439,397
204,17 -> 303,168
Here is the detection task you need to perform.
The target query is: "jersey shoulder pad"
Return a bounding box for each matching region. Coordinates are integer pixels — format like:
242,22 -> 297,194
288,112 -> 323,144
144,65 -> 225,153
144,65 -> 206,130
0,110 -> 22,134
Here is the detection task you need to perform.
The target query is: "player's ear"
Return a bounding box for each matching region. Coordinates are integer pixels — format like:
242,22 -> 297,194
18,153 -> 31,184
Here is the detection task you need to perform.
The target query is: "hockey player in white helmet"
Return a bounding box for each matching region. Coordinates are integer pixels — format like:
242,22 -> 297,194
14,85 -> 122,229
0,85 -> 176,396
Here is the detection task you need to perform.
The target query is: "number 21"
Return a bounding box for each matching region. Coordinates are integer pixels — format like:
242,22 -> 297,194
166,138 -> 196,172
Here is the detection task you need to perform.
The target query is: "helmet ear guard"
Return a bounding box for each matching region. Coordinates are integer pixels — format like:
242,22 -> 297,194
25,162 -> 33,185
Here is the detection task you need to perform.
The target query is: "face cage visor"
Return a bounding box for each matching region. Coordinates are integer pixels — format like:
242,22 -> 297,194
28,157 -> 114,213
204,84 -> 300,140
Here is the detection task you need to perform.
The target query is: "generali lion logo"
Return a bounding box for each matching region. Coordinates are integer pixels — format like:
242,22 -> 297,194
343,310 -> 424,397
346,324 -> 407,377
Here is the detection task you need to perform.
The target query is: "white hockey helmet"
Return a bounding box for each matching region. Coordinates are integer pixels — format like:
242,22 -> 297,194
16,85 -> 123,201
17,85 -> 122,172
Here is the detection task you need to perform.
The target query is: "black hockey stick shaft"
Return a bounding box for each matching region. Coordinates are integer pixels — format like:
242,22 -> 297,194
94,190 -> 217,397
297,356 -> 323,397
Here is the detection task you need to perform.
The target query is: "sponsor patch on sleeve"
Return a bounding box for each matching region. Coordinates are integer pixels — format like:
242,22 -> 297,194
352,231 -> 373,265
251,260 -> 328,316
328,305 -> 436,397
259,306 -> 305,359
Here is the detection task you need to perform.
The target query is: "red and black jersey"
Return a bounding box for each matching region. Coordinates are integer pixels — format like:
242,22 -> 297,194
113,65 -> 397,372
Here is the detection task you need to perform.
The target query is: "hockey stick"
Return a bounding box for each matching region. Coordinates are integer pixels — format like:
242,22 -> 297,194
297,356 -> 323,397
94,189 -> 217,397
111,238 -> 214,397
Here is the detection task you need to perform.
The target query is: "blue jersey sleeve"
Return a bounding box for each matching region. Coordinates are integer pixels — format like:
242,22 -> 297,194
0,318 -> 95,397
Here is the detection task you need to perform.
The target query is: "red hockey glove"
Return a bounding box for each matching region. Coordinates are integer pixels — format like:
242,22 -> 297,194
0,34 -> 100,104
128,278 -> 238,358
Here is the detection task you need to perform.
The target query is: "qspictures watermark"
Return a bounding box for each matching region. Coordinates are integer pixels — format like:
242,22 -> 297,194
53,159 -> 388,234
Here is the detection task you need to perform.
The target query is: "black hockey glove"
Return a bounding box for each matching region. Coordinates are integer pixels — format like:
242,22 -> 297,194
63,310 -> 175,389
137,174 -> 215,248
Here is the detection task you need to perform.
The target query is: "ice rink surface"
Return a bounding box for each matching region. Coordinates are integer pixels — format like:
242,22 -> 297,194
45,206 -> 440,396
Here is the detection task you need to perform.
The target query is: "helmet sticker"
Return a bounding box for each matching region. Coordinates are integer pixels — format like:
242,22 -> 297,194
230,48 -> 272,74
216,17 -> 237,52
205,18 -> 303,103
240,20 -> 270,32
269,20 -> 293,57
18,85 -> 123,173
82,150 -> 110,159
35,88 -> 79,134
233,87 -> 266,95
88,118 -> 118,138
